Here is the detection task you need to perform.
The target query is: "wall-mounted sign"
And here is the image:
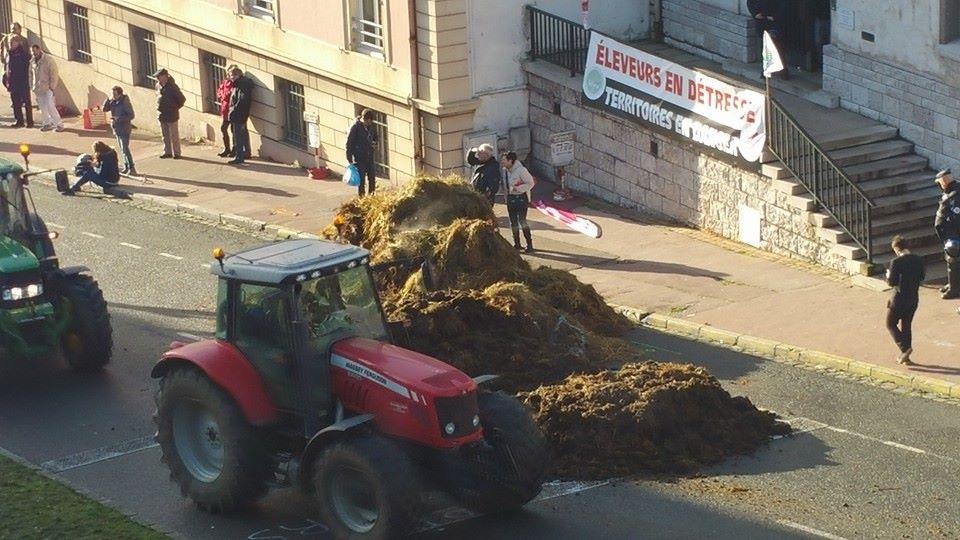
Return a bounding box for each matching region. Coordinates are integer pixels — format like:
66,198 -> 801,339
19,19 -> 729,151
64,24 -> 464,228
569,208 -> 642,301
550,130 -> 576,166
581,33 -> 766,162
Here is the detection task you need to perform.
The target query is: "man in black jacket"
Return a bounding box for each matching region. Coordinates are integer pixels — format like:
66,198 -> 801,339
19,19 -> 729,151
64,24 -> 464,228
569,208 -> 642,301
466,143 -> 500,205
885,235 -> 925,365
3,23 -> 32,128
934,169 -> 960,299
346,109 -> 378,196
748,0 -> 790,79
227,67 -> 253,165
154,68 -> 186,159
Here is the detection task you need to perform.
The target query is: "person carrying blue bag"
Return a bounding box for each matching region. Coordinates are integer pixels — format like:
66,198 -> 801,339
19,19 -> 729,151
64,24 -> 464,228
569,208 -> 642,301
345,109 -> 378,197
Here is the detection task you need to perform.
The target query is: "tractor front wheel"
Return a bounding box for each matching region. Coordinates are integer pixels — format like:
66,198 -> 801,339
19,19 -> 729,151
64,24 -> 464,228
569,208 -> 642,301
445,391 -> 549,514
154,368 -> 272,513
60,274 -> 112,372
314,434 -> 421,539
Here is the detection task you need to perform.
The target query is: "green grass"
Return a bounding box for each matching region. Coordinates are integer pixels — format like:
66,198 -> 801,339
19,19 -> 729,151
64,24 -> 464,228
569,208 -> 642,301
0,453 -> 167,539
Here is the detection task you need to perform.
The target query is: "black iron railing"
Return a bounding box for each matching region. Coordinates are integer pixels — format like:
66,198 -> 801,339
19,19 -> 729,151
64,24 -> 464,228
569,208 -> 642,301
767,97 -> 875,261
528,6 -> 590,76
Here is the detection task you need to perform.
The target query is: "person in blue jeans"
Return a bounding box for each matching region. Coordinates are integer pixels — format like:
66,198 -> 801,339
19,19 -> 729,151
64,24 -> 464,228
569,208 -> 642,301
102,86 -> 136,175
63,141 -> 120,195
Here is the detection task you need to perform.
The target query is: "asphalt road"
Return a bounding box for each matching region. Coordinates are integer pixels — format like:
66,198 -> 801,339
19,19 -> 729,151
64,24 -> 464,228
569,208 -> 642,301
2,185 -> 959,539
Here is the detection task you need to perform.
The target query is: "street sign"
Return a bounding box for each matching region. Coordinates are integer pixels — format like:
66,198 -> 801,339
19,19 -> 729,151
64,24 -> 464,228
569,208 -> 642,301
302,111 -> 319,124
303,111 -> 321,148
550,130 -> 576,166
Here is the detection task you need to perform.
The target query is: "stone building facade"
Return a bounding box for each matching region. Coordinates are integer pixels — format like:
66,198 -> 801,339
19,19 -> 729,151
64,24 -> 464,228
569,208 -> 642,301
525,61 -> 847,273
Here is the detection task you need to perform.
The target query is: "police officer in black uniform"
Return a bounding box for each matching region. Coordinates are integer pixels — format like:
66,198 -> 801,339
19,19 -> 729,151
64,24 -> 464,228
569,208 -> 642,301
934,169 -> 960,299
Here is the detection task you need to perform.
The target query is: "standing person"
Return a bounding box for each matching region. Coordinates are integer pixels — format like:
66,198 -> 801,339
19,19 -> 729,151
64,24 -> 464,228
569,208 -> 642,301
63,141 -> 120,195
215,65 -> 235,157
30,45 -> 63,132
227,66 -> 253,165
154,68 -> 185,159
934,169 -> 960,299
3,24 -> 32,128
500,151 -> 535,252
346,109 -> 378,196
467,143 -> 500,205
885,235 -> 925,365
102,86 -> 136,175
0,22 -> 28,64
747,0 -> 790,79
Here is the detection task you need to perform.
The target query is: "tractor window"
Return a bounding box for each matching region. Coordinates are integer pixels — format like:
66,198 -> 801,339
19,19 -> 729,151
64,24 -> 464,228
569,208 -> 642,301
234,282 -> 298,409
0,175 -> 28,242
298,267 -> 388,343
215,278 -> 228,340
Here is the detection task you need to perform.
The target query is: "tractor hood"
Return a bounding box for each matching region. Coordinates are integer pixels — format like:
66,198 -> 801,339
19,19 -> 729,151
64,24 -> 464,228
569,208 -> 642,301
331,337 -> 476,398
0,236 -> 39,273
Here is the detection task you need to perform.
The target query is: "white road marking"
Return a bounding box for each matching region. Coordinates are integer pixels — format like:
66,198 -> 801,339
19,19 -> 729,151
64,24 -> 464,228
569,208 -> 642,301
200,264 -> 210,270
781,416 -> 956,462
777,519 -> 848,540
45,222 -> 65,229
159,252 -> 183,260
81,231 -> 104,239
40,436 -> 159,473
119,242 -> 142,250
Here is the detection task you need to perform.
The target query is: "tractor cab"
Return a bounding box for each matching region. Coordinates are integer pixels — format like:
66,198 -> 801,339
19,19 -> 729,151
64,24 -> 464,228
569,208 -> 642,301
0,148 -> 59,269
212,239 -> 389,431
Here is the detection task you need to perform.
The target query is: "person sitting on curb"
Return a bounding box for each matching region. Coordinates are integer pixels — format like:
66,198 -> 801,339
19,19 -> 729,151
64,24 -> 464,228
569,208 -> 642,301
63,140 -> 120,195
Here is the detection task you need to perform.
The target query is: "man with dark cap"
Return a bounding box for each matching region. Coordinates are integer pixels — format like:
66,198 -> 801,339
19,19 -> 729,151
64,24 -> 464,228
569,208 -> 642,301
346,108 -> 378,196
934,168 -> 960,299
154,67 -> 185,159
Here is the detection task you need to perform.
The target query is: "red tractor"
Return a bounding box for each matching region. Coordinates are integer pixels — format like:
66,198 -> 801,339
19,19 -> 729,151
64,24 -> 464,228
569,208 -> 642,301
151,239 -> 549,538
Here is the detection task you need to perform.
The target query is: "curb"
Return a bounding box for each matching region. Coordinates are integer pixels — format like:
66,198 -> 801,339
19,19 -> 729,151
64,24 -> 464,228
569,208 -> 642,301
620,308 -> 960,400
30,170 -> 318,241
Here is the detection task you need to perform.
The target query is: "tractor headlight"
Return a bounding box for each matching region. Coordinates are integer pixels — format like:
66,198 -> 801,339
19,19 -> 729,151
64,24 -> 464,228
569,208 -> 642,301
444,422 -> 456,435
2,283 -> 43,301
472,415 -> 480,427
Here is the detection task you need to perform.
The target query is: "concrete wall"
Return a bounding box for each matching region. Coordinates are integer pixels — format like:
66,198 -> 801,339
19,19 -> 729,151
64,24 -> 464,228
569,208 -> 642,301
527,0 -> 648,40
525,61 -> 848,273
662,0 -> 756,63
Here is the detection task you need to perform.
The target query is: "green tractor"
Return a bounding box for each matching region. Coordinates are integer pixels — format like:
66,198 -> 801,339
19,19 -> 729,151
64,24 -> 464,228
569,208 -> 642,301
0,147 -> 112,371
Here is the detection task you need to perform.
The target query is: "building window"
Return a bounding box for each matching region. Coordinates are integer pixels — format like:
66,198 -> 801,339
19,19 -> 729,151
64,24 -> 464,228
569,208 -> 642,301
355,105 -> 389,178
943,0 -> 960,43
0,0 -> 13,35
201,52 -> 228,114
280,79 -> 306,146
65,3 -> 91,63
353,0 -> 385,58
130,27 -> 157,88
245,0 -> 275,20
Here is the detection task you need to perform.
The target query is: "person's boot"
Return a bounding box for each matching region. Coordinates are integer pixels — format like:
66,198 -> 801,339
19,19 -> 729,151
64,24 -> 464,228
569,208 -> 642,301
523,229 -> 534,253
218,147 -> 232,157
512,230 -> 522,250
943,263 -> 960,299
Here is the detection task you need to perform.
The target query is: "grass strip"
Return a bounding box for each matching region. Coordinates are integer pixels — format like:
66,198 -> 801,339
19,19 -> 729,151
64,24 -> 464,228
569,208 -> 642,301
0,453 -> 166,539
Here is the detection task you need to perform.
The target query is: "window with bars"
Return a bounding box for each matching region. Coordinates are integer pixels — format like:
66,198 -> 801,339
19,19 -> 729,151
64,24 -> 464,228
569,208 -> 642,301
201,51 -> 228,114
280,79 -> 307,146
245,0 -> 275,20
942,0 -> 960,43
66,3 -> 91,63
354,104 -> 390,178
0,0 -> 12,36
353,0 -> 385,58
131,27 -> 157,88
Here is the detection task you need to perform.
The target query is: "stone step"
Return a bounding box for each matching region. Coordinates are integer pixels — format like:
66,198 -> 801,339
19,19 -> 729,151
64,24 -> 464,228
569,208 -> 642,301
844,155 -> 929,182
848,246 -> 945,278
834,228 -> 942,260
817,206 -> 934,244
819,170 -> 934,201
817,124 -> 900,152
828,139 -> 915,168
803,187 -> 939,222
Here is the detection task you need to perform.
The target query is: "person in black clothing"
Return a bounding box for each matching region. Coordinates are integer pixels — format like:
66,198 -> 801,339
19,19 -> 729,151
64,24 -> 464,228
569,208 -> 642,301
934,169 -> 960,299
346,109 -> 379,196
3,24 -> 32,128
154,68 -> 186,159
885,235 -> 925,365
466,143 -> 500,205
227,67 -> 254,165
748,0 -> 790,79
63,141 -> 120,195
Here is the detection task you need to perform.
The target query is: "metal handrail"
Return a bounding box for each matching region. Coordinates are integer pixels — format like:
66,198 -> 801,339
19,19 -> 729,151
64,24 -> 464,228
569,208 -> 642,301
767,97 -> 876,262
527,6 -> 590,76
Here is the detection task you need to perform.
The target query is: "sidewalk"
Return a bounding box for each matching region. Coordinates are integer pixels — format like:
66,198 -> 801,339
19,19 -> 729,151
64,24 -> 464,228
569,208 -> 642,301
4,115 -> 960,396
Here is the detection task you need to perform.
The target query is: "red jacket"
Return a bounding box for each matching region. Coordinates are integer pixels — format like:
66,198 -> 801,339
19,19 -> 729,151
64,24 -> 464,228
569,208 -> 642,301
216,78 -> 233,118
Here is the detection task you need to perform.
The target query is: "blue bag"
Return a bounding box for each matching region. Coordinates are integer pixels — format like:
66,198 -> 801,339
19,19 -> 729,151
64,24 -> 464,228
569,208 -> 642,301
344,163 -> 361,187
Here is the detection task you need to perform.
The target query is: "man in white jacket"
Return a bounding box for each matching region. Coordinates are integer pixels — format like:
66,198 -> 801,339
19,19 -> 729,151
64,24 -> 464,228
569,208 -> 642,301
500,151 -> 536,252
30,45 -> 63,131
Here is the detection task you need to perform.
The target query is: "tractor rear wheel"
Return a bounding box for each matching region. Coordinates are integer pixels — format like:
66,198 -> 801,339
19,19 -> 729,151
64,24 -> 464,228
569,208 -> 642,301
446,391 -> 549,514
314,434 -> 421,539
60,274 -> 112,372
154,368 -> 272,513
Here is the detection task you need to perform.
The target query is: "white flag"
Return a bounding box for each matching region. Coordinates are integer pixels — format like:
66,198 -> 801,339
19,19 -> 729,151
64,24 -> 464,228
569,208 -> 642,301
762,31 -> 784,77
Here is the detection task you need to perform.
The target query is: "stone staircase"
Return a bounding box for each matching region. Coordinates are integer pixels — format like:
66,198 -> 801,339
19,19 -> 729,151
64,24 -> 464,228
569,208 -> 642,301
761,123 -> 944,280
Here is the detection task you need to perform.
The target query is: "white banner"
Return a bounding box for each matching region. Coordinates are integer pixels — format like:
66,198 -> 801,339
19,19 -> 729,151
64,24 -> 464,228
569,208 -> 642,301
581,33 -> 766,162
